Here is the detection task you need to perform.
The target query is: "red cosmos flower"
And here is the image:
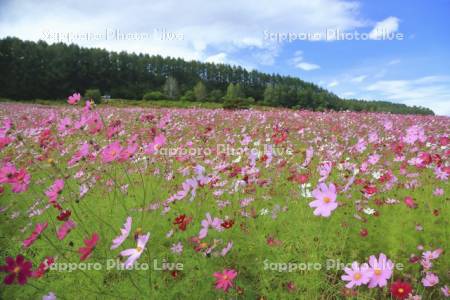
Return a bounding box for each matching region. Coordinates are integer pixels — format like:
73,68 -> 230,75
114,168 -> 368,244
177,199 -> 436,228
359,228 -> 368,237
78,233 -> 99,261
221,220 -> 234,229
379,170 -> 393,183
354,178 -> 366,185
39,129 -> 53,148
418,152 -> 432,166
390,280 -> 412,299
173,214 -> 192,231
32,257 -> 54,278
409,255 -> 420,264
57,210 -> 71,221
0,255 -> 33,285
272,128 -> 288,144
362,184 -> 377,197
266,236 -> 282,246
439,136 -> 449,146
432,154 -> 442,166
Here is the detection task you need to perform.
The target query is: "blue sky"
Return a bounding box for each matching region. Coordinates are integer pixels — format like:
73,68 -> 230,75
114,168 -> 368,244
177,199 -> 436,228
1,0 -> 449,114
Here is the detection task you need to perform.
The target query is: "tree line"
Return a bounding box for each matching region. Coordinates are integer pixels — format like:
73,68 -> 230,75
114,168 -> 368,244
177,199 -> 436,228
0,37 -> 433,114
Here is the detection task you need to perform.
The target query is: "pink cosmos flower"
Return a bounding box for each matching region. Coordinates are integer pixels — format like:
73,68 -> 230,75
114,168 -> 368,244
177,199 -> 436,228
111,217 -> 132,250
433,188 -> 444,196
68,142 -> 90,166
213,269 -> 237,292
422,248 -> 443,260
0,163 -> 16,184
145,134 -> 166,154
404,125 -> 426,145
101,141 -> 123,163
309,182 -> 338,217
57,117 -> 72,133
199,212 -> 223,239
57,220 -> 76,240
0,136 -> 12,150
221,241 -> 233,256
367,153 -> 381,165
441,285 -> 449,297
403,196 -> 417,209
120,233 -> 150,269
87,112 -> 104,134
170,242 -> 183,254
422,272 -> 439,287
341,262 -> 373,288
367,253 -> 393,288
434,166 -> 448,180
78,233 -> 99,261
43,292 -> 57,300
10,169 -> 31,193
45,179 -> 64,209
318,161 -> 332,182
67,92 -> 81,105
23,222 -> 48,248
119,141 -> 138,162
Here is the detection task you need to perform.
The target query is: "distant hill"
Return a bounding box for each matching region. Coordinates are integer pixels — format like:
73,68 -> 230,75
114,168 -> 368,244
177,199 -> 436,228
0,37 -> 434,115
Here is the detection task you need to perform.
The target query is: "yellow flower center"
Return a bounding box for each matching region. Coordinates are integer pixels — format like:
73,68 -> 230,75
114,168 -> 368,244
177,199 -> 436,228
223,275 -> 229,280
398,288 -> 404,294
323,197 -> 331,203
13,266 -> 20,273
374,268 -> 382,275
136,247 -> 143,253
354,273 -> 362,280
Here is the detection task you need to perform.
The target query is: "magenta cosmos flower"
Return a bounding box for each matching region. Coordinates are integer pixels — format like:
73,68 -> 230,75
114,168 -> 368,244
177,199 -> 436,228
111,217 -> 132,250
23,222 -> 48,248
309,182 -> 338,217
120,233 -> 150,269
45,179 -> 64,203
0,255 -> 33,285
10,168 -> 31,193
368,253 -> 394,288
213,269 -> 237,292
78,233 -> 99,261
341,262 -> 373,288
57,220 -> 76,240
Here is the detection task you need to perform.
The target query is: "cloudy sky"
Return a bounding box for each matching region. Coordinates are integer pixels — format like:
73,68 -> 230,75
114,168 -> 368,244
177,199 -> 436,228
1,0 -> 450,114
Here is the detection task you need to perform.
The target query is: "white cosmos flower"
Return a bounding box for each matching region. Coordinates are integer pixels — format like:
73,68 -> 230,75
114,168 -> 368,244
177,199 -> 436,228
363,207 -> 376,215
260,208 -> 269,216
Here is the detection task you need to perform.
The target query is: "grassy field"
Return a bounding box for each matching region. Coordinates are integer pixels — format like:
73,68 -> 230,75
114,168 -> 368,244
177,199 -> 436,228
0,101 -> 448,299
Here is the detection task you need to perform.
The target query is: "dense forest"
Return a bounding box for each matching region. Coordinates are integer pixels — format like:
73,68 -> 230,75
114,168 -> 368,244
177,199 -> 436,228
0,37 -> 433,114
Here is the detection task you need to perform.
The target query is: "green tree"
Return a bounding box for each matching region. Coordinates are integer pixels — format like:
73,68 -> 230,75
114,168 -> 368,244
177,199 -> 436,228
193,81 -> 207,101
85,89 -> 102,104
163,76 -> 179,99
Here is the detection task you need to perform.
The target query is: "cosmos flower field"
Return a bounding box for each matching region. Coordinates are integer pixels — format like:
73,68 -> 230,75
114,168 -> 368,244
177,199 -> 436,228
0,100 -> 449,299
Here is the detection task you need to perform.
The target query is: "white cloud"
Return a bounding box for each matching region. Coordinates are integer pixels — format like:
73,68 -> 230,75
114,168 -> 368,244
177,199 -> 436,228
369,16 -> 400,40
341,91 -> 355,97
0,0 -> 364,64
292,50 -> 320,71
366,76 -> 450,115
351,75 -> 367,83
387,59 -> 401,65
328,80 -> 339,87
205,52 -> 228,64
296,62 -> 320,71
